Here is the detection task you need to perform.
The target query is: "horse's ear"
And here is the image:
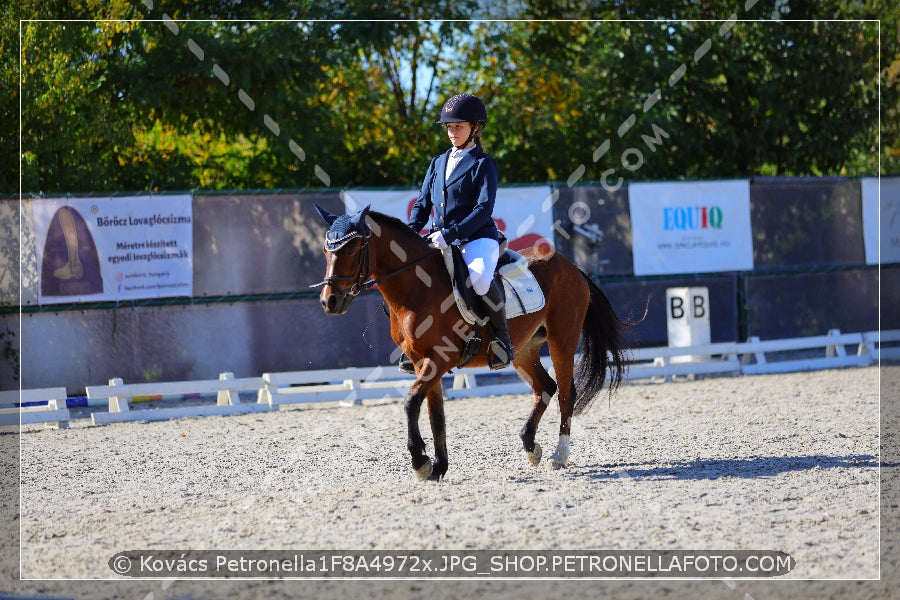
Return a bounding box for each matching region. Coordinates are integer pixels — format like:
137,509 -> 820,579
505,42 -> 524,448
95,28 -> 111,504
350,204 -> 372,235
314,204 -> 339,226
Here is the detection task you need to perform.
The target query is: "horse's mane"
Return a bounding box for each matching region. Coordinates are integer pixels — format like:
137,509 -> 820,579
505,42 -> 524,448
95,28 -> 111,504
368,210 -> 429,249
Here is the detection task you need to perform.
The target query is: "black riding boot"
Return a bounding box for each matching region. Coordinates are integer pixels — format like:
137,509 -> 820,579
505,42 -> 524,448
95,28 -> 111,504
481,280 -> 514,370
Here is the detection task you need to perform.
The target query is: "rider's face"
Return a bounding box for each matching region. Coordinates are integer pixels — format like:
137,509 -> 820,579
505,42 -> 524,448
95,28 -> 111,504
444,122 -> 473,147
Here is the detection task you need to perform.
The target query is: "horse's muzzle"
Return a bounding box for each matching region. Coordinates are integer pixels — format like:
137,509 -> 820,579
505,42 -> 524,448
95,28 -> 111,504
321,287 -> 351,315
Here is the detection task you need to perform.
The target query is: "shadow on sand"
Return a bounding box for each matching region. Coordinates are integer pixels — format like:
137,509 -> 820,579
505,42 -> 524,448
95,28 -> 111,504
568,454 -> 879,481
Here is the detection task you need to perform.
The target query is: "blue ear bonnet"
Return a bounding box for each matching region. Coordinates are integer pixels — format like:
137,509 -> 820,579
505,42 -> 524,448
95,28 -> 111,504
324,207 -> 371,251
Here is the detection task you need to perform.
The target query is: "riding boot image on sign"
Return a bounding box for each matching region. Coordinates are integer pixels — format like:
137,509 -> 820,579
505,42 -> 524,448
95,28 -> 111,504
41,206 -> 104,297
53,207 -> 84,280
482,279 -> 514,369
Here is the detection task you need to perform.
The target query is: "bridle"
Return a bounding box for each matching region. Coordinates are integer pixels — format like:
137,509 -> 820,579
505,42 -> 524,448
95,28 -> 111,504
310,235 -> 372,303
310,234 -> 440,301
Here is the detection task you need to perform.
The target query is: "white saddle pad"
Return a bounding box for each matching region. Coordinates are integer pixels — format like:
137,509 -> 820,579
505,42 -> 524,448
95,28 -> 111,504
443,249 -> 546,325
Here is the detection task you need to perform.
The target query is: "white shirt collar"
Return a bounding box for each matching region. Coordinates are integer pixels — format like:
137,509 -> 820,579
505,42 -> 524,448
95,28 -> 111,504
446,145 -> 474,178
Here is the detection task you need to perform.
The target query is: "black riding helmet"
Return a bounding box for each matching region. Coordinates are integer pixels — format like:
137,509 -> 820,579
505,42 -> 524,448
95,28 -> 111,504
437,93 -> 487,149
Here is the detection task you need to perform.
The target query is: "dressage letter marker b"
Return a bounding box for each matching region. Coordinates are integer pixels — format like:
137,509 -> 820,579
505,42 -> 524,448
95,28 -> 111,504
666,287 -> 711,365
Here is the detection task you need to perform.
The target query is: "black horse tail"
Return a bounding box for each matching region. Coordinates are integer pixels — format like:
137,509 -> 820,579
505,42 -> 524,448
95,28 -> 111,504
572,271 -> 641,416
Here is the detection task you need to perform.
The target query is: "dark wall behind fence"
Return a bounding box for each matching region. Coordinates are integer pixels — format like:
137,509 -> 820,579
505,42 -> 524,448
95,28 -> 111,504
1,177 -> 894,393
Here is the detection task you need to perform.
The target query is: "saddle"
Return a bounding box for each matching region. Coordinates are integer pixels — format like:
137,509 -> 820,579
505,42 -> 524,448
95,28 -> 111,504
441,239 -> 546,368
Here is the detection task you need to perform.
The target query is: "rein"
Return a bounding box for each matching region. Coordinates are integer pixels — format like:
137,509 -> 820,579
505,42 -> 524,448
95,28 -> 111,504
364,248 -> 441,289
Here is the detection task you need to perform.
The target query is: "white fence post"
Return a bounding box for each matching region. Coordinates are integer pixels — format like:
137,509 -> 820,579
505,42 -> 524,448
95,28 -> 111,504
107,378 -> 129,413
743,336 -> 766,367
826,329 -> 847,358
217,372 -> 239,406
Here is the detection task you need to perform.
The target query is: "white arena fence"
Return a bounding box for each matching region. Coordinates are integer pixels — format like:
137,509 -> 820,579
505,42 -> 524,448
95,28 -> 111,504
2,329 -> 896,428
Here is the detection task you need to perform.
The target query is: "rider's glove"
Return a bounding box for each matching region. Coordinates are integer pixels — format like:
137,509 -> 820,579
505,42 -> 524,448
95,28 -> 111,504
427,230 -> 449,250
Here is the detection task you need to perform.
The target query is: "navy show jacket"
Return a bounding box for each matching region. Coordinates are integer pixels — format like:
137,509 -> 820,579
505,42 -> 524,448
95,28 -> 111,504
407,145 -> 499,245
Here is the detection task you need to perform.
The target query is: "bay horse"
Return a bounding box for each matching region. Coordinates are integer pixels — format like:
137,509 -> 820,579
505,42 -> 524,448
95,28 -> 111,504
314,205 -> 631,481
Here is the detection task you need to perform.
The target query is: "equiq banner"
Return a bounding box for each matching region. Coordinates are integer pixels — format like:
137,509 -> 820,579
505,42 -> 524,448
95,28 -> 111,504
342,185 -> 555,251
32,195 -> 193,304
629,180 -> 754,275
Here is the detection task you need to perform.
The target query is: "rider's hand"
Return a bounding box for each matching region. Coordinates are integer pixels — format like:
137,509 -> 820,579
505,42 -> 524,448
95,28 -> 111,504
427,230 -> 449,250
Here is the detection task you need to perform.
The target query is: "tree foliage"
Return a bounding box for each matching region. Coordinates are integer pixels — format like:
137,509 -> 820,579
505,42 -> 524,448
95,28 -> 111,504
3,0 -> 894,195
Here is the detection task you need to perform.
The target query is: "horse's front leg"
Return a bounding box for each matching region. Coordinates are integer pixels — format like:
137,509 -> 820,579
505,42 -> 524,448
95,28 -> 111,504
404,384 -> 433,481
425,385 -> 448,481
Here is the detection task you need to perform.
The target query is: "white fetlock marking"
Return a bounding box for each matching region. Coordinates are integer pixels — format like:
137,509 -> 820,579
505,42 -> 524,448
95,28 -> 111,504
549,434 -> 570,469
414,459 -> 433,481
526,442 -> 543,466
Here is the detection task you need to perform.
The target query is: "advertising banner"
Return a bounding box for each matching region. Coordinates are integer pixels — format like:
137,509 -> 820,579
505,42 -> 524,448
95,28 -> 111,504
342,185 -> 555,251
629,180 -> 754,275
32,195 -> 193,304
862,176 -> 900,264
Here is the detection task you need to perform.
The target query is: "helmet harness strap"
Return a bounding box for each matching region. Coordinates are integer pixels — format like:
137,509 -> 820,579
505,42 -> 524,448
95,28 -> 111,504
454,121 -> 482,150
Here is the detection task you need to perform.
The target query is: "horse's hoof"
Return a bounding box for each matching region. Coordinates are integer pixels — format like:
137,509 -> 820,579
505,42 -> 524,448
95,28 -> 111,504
549,453 -> 567,470
526,442 -> 543,466
414,459 -> 433,481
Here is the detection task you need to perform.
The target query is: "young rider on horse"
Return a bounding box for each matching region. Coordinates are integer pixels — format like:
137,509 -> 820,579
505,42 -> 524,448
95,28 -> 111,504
399,93 -> 514,373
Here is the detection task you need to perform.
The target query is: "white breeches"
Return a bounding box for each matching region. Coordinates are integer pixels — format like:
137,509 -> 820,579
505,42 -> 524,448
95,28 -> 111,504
460,238 -> 500,296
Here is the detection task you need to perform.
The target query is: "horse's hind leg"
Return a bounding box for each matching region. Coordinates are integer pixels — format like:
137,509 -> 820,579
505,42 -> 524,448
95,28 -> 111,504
546,336 -> 579,470
545,300 -> 587,470
514,332 -> 557,467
